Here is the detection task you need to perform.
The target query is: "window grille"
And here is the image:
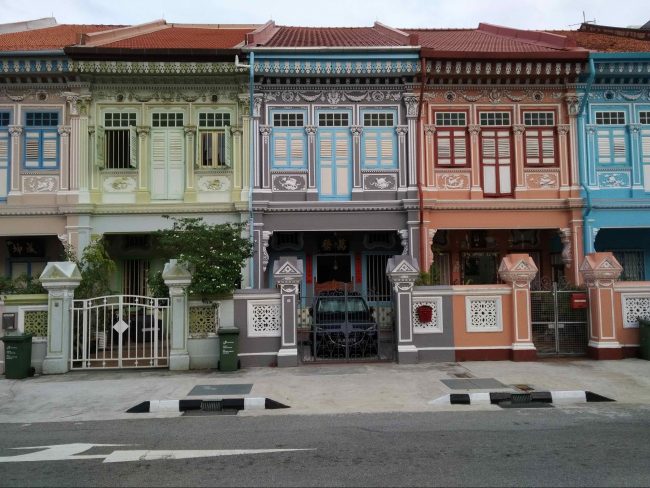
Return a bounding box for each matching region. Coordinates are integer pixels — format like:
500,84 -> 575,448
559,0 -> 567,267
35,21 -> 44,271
104,113 -> 137,169
613,251 -> 645,281
595,112 -> 625,125
366,254 -> 391,302
524,112 -> 555,126
122,259 -> 150,296
318,113 -> 349,127
479,112 -> 511,126
273,113 -> 303,127
435,112 -> 466,126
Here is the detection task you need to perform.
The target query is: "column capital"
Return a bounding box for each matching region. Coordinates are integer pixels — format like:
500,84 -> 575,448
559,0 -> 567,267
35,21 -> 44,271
61,91 -> 91,116
628,123 -> 642,134
230,126 -> 243,136
424,124 -> 436,136
349,126 -> 362,136
564,94 -> 581,117
58,125 -> 71,137
136,125 -> 150,137
8,125 -> 23,137
402,93 -> 419,118
579,252 -> 623,288
305,125 -> 318,135
183,125 -> 197,136
468,124 -> 481,135
498,254 -> 538,288
512,124 -> 526,136
259,125 -> 272,136
395,125 -> 408,136
556,124 -> 571,136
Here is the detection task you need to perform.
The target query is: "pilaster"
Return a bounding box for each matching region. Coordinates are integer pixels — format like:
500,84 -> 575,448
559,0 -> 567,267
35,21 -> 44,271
162,259 -> 193,370
402,94 -> 418,189
39,262 -> 82,374
183,125 -> 197,202
468,124 -> 482,197
386,255 -> 420,364
580,252 -> 624,359
512,124 -> 526,194
8,125 -> 22,195
58,126 -> 71,191
272,257 -> 304,367
498,254 -> 538,361
350,126 -> 362,191
136,126 -> 150,202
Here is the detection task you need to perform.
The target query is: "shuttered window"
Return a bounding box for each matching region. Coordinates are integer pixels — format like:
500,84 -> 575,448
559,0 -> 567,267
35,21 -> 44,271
523,111 -> 556,166
198,112 -> 231,167
434,112 -> 468,167
271,111 -> 306,169
362,110 -> 397,169
480,130 -> 512,196
0,112 -> 9,200
23,111 -> 59,169
596,129 -> 627,165
99,112 -> 137,169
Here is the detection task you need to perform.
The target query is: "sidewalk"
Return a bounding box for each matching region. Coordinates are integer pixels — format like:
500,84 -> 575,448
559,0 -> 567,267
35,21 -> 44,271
1,359 -> 649,423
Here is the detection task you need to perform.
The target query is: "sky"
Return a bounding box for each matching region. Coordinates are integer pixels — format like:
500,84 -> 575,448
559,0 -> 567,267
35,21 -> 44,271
0,0 -> 647,30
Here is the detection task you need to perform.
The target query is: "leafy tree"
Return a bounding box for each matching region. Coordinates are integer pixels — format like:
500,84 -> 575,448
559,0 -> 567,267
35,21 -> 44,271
62,236 -> 117,299
153,217 -> 252,298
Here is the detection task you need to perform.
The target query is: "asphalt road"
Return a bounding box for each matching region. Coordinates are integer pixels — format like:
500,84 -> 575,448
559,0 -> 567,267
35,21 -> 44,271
1,404 -> 649,487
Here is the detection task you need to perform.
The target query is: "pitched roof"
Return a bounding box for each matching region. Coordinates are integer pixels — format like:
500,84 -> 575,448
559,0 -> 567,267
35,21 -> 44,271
0,24 -> 120,52
404,23 -> 581,55
248,21 -> 417,48
96,25 -> 254,49
553,24 -> 650,52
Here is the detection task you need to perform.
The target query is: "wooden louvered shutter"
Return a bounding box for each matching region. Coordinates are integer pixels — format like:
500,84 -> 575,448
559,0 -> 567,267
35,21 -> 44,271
289,133 -> 304,166
41,131 -> 58,168
642,129 -> 650,192
437,129 -> 467,166
597,129 -> 626,164
273,132 -> 289,167
150,129 -> 167,199
24,131 -> 40,168
481,130 -> 512,195
167,129 -> 185,199
525,129 -> 555,165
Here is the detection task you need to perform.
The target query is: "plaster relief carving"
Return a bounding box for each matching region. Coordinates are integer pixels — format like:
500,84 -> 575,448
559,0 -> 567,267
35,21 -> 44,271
363,174 -> 397,191
272,175 -> 306,191
526,173 -> 558,189
198,176 -> 231,192
23,176 -> 58,193
599,172 -> 629,188
438,173 -> 469,190
103,176 -> 136,192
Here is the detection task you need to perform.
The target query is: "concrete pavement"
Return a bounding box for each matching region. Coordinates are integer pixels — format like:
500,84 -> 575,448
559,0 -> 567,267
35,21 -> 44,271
1,358 -> 649,423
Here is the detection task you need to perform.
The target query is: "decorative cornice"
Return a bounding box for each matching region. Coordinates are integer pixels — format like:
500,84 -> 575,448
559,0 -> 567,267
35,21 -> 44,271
426,60 -> 585,78
70,60 -> 245,75
0,58 -> 69,75
253,58 -> 420,76
262,89 -> 401,105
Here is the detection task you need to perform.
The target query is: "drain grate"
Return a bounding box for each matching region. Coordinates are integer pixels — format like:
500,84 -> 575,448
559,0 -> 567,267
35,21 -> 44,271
201,400 -> 223,412
510,393 -> 532,404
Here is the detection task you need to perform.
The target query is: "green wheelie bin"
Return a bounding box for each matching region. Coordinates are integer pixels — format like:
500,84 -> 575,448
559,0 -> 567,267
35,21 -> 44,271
217,328 -> 240,371
1,333 -> 33,379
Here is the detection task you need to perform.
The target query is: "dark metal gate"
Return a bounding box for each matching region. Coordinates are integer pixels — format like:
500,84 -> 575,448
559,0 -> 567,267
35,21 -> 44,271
531,281 -> 589,356
298,290 -> 392,362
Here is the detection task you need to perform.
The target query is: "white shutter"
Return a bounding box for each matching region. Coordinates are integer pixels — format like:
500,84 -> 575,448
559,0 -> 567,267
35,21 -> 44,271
597,134 -> 611,163
273,134 -> 288,167
95,126 -> 106,169
42,132 -> 58,168
437,132 -> 451,165
541,130 -> 555,164
0,132 -> 8,200
482,132 -> 496,161
224,126 -> 232,166
612,130 -> 626,163
150,129 -> 167,199
319,133 -> 334,196
24,131 -> 40,168
289,134 -> 303,166
379,132 -> 393,166
642,130 -> 650,164
452,131 -> 467,165
334,133 -> 349,196
129,126 -> 137,168
497,132 -> 510,161
525,130 -> 540,164
364,135 -> 378,166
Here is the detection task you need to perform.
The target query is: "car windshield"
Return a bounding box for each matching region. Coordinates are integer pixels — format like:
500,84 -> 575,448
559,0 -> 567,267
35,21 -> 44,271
317,297 -> 367,314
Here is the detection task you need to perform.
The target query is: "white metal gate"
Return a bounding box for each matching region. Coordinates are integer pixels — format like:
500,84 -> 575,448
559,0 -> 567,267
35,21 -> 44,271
71,295 -> 169,369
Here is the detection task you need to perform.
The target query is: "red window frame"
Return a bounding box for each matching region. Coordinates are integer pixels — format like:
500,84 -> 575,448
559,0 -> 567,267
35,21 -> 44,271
522,109 -> 558,167
478,110 -> 514,197
432,110 -> 470,168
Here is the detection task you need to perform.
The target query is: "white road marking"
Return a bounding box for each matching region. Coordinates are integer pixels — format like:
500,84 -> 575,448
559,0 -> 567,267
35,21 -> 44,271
0,443 -> 314,463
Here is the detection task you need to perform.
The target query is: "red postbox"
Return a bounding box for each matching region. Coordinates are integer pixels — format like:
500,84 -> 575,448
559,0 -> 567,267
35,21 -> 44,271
570,293 -> 588,309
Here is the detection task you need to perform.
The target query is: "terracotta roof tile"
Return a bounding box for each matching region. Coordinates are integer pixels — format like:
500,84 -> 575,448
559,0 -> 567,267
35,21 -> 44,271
0,24 -> 121,51
403,28 -> 570,53
101,26 -> 254,49
553,30 -> 650,52
262,26 -> 405,47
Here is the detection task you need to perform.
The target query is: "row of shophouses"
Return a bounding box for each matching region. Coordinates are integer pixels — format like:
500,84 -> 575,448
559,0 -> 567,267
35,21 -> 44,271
1,17 -> 650,370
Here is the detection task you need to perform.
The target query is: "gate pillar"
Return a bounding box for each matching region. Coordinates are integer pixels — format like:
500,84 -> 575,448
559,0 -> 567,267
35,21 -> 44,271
273,257 -> 303,367
163,259 -> 192,370
387,256 -> 419,364
40,262 -> 82,374
579,252 -> 624,359
498,254 -> 538,361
